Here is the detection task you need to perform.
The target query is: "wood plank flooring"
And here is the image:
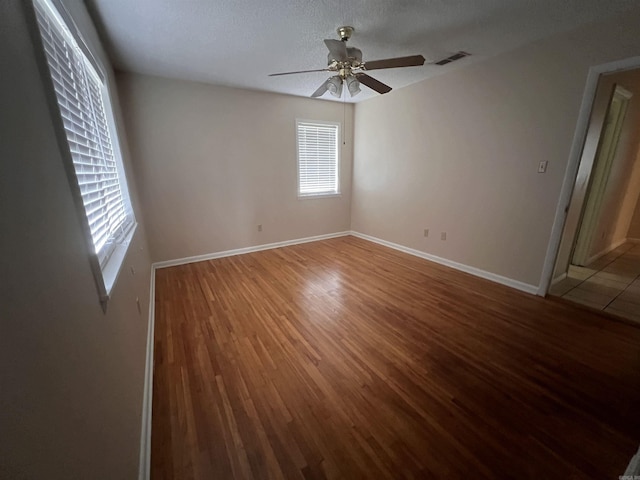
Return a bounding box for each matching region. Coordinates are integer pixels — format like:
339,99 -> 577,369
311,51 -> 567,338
152,236 -> 640,479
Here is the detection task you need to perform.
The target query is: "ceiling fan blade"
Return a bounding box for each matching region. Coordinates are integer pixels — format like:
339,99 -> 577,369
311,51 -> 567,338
355,73 -> 392,94
269,68 -> 329,77
431,51 -> 470,66
311,79 -> 330,98
324,39 -> 348,62
364,55 -> 426,71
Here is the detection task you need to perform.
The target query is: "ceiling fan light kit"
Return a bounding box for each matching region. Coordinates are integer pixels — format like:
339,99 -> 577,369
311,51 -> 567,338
346,75 -> 361,96
327,75 -> 343,98
269,26 -> 434,99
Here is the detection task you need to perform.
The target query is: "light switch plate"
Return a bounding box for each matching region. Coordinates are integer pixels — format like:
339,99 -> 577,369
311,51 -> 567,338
538,161 -> 548,173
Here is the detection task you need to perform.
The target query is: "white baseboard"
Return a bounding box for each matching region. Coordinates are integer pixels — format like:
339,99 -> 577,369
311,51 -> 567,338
584,237 -> 629,266
153,231 -> 351,269
138,266 -> 156,480
551,272 -> 567,286
349,231 -> 539,295
549,238 -> 637,287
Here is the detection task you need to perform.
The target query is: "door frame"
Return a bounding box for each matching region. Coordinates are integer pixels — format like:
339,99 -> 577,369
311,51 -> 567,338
538,55 -> 640,296
572,85 -> 632,266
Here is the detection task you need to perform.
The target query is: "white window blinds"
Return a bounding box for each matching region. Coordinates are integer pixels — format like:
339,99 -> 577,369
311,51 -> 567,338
296,121 -> 340,196
35,0 -> 133,264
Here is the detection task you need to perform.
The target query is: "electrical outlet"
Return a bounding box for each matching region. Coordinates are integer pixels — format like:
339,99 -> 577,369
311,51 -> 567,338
538,161 -> 548,173
423,228 -> 429,238
257,224 -> 262,232
441,232 -> 447,241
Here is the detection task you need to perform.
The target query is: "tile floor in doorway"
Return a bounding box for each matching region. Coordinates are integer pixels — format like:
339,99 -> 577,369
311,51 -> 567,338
550,242 -> 640,323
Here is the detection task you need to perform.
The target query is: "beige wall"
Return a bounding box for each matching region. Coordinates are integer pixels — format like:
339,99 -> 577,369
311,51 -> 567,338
0,1 -> 151,478
555,71 -> 640,275
118,73 -> 354,263
351,9 -> 640,288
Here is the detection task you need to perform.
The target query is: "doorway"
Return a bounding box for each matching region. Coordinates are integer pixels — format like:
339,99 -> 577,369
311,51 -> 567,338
547,69 -> 640,323
572,85 -> 632,266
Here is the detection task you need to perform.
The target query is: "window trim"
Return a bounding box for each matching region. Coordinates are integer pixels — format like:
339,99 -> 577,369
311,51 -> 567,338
30,0 -> 137,310
295,119 -> 341,198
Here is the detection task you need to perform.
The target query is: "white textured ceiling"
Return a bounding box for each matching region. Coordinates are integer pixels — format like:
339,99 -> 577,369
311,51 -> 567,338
86,0 -> 639,102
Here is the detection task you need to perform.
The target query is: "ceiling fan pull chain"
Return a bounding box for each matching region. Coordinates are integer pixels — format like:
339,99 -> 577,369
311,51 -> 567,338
343,94 -> 346,145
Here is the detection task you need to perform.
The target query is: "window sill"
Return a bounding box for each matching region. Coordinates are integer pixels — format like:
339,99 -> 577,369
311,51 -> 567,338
102,222 -> 138,300
298,193 -> 342,200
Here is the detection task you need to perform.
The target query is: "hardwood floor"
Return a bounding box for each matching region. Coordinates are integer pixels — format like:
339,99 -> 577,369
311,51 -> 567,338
152,236 -> 640,479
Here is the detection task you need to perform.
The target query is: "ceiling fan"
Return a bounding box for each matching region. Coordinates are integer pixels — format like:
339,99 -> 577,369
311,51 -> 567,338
268,26 -> 428,98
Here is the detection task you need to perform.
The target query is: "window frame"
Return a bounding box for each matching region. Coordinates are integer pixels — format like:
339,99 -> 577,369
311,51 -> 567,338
31,0 -> 137,310
295,119 -> 341,199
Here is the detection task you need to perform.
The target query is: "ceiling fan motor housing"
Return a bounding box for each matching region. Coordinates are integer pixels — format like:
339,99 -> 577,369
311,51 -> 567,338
327,48 -> 362,70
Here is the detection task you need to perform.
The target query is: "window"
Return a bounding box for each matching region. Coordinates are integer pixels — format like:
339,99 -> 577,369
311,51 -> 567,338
296,120 -> 340,197
34,0 -> 135,305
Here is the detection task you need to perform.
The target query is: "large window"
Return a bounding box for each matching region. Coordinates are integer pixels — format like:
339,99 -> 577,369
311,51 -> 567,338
34,0 -> 135,305
296,120 -> 340,197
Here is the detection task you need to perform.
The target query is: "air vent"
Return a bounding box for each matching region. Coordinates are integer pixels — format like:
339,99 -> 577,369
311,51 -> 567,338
434,51 -> 470,66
